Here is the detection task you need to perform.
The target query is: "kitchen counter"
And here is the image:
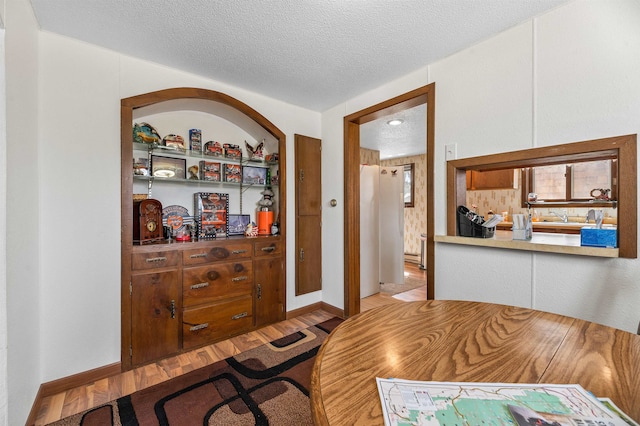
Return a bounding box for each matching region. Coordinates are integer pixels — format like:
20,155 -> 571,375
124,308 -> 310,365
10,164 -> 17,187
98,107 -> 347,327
435,230 -> 619,257
497,221 -> 617,234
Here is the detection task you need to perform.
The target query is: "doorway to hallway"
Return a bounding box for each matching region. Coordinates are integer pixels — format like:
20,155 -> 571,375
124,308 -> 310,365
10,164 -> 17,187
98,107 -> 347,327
343,83 -> 436,318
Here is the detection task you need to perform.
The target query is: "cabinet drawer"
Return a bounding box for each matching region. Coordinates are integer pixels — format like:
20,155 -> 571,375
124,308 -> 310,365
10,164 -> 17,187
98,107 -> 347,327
182,296 -> 253,350
132,250 -> 180,271
254,240 -> 282,257
183,260 -> 253,306
183,242 -> 252,266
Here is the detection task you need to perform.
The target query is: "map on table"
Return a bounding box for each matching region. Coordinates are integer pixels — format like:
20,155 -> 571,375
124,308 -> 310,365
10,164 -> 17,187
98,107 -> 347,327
375,378 -> 637,426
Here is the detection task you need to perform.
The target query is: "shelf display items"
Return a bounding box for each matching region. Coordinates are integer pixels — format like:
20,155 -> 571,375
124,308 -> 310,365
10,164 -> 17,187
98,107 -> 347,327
132,198 -> 164,244
257,187 -> 275,235
194,192 -> 229,239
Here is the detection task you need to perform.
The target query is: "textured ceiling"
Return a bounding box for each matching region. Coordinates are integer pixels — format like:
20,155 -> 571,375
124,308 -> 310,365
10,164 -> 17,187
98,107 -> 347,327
30,0 -> 570,113
361,103 -> 427,160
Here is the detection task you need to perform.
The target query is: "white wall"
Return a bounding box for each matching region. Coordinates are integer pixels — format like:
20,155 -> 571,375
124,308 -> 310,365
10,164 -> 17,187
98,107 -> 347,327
35,32 -> 322,387
4,0 -> 40,424
432,0 -> 640,333
0,26 -> 7,426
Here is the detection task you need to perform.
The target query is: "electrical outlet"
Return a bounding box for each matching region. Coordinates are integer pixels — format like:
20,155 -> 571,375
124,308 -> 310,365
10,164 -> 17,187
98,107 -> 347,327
445,144 -> 457,161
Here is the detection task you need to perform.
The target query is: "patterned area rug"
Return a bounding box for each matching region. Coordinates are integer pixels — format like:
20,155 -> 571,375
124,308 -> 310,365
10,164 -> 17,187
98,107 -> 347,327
48,317 -> 343,426
380,276 -> 426,295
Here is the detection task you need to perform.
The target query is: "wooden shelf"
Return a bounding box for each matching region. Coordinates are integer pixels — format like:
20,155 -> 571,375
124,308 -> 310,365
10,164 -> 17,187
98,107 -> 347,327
526,200 -> 616,208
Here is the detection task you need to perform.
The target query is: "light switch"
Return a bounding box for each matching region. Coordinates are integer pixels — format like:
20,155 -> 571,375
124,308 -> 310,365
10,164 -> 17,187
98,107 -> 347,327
445,144 -> 457,161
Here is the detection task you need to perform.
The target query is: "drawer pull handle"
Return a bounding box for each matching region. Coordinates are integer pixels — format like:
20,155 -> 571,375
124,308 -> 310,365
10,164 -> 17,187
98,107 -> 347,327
189,323 -> 209,332
232,312 -> 248,320
146,256 -> 167,263
232,276 -> 248,282
189,253 -> 207,259
261,246 -> 276,252
232,249 -> 248,254
190,282 -> 209,290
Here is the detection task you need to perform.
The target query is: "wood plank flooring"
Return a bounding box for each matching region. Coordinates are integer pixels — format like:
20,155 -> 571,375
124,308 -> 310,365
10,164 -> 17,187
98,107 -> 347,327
361,261 -> 427,311
33,262 -> 426,425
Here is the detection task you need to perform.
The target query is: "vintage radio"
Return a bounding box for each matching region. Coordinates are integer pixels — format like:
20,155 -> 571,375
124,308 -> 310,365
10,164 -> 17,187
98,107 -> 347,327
133,198 -> 164,244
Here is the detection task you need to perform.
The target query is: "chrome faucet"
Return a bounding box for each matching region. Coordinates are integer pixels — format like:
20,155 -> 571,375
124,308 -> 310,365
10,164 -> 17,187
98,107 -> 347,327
550,210 -> 569,223
586,209 -> 604,228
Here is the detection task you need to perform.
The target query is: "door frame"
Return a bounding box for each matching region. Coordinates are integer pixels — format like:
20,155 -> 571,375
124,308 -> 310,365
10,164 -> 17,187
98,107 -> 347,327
343,83 -> 435,317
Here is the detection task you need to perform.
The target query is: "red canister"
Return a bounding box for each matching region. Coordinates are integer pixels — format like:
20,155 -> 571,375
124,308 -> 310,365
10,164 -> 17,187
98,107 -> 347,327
257,211 -> 274,235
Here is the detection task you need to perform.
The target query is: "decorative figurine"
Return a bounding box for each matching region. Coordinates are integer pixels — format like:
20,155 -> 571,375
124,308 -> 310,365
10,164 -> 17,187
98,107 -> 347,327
245,139 -> 265,161
245,222 -> 259,237
258,187 -> 274,208
188,165 -> 199,180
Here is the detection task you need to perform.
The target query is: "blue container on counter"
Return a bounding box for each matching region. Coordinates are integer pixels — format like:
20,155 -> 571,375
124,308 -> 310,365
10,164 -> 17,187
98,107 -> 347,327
580,227 -> 617,248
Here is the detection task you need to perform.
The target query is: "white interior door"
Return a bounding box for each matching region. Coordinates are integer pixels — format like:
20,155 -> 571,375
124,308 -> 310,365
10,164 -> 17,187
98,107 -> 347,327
360,165 -> 380,297
378,167 -> 404,284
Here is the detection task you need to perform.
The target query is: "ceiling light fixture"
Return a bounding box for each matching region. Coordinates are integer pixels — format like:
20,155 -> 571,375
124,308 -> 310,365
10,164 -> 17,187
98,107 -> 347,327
387,119 -> 404,126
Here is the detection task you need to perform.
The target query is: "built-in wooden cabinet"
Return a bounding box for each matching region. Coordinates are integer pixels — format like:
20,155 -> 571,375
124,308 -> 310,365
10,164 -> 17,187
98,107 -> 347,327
466,169 -> 515,190
131,267 -> 180,366
121,88 -> 287,370
295,134 -> 322,295
254,240 -> 284,327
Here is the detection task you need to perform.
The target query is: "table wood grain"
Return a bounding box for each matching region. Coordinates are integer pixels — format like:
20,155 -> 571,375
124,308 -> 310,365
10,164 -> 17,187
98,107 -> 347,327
310,300 -> 640,424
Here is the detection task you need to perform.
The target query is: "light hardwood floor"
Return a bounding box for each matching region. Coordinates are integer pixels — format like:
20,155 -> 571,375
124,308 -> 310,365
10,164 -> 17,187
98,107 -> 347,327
361,261 -> 427,311
33,263 -> 426,425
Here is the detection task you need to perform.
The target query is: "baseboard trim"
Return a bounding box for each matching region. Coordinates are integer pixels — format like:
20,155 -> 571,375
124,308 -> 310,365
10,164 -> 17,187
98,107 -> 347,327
25,386 -> 43,426
286,301 -> 344,319
27,362 -> 121,426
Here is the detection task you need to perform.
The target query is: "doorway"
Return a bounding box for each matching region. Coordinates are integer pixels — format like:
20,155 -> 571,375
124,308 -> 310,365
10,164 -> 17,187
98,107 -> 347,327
343,84 -> 435,317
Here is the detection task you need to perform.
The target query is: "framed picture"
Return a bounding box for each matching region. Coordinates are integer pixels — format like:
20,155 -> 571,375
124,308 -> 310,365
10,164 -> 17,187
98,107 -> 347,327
242,166 -> 268,185
151,155 -> 186,179
403,163 -> 415,208
228,214 -> 250,236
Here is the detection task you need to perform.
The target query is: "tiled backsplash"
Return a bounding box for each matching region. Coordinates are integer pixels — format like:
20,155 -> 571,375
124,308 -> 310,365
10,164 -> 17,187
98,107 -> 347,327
466,188 -> 617,223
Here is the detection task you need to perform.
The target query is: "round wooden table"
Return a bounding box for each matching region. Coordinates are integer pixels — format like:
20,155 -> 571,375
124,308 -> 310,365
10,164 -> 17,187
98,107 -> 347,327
310,300 -> 640,424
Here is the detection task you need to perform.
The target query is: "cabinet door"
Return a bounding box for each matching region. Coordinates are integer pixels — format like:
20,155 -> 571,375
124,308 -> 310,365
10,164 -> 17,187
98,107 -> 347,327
295,134 -> 322,294
131,270 -> 179,366
254,257 -> 283,327
296,215 -> 322,294
466,169 -> 515,190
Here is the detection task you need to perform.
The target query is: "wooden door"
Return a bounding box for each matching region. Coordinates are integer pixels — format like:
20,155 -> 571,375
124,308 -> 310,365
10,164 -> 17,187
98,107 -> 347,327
131,270 -> 179,366
254,257 -> 283,326
295,134 -> 322,295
